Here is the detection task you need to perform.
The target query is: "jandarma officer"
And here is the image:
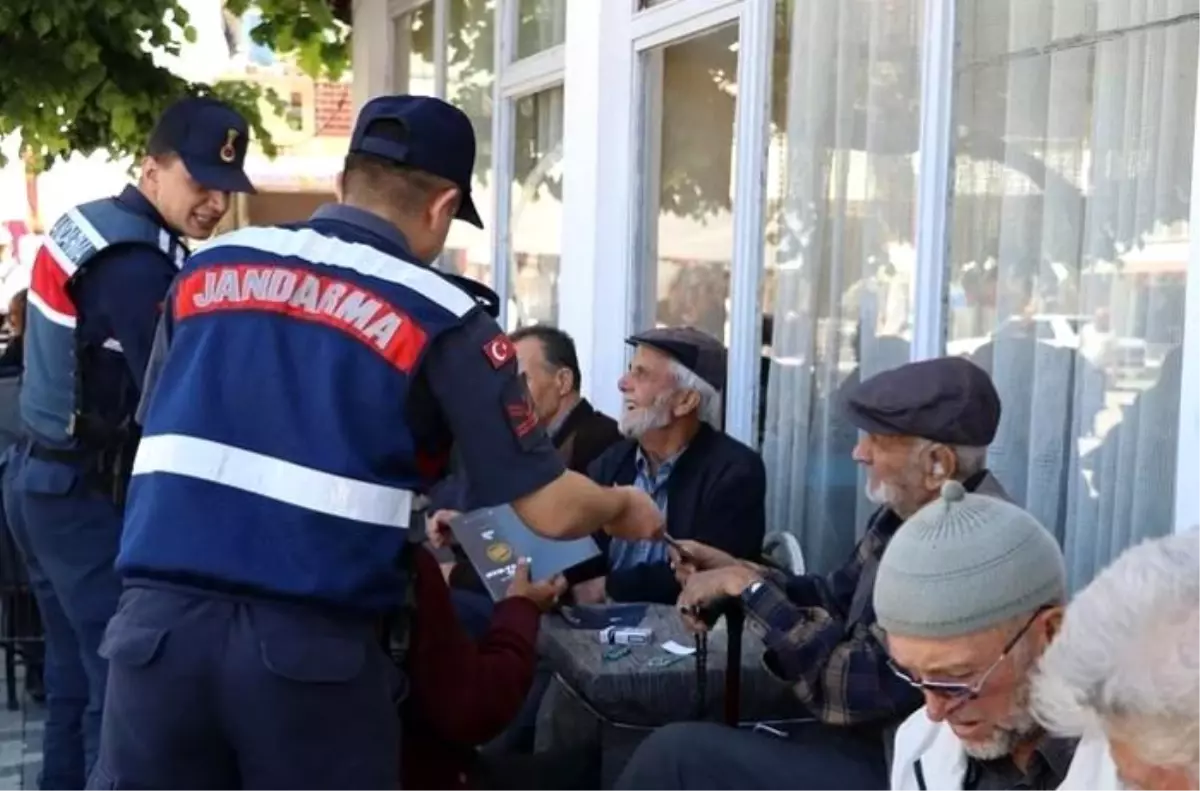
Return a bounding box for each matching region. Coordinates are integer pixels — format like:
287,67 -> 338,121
1,96 -> 253,790
90,95 -> 662,789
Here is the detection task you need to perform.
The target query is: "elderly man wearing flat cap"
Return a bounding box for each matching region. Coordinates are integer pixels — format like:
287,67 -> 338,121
882,482 -> 1117,790
619,356 -> 1011,790
565,326 -> 767,606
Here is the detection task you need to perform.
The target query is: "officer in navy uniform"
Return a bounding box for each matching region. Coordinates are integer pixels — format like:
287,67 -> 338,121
1,96 -> 254,790
90,95 -> 662,789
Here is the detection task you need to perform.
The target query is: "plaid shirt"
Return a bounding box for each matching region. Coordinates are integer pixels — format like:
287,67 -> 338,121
744,505 -> 922,727
746,471 -> 1008,726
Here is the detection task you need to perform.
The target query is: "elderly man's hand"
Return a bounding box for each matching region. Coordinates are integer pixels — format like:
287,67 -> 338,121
506,559 -> 567,612
424,509 -> 461,549
669,540 -> 737,581
677,566 -> 762,633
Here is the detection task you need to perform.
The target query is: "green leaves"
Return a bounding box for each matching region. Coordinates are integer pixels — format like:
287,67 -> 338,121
0,0 -> 347,170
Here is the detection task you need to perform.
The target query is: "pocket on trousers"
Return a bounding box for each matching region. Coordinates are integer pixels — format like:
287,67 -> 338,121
20,456 -> 81,497
259,633 -> 366,684
99,619 -> 168,668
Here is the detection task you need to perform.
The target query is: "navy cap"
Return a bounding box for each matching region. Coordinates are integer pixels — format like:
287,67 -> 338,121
840,356 -> 1002,446
626,326 -> 727,392
350,95 -> 482,228
148,96 -> 255,194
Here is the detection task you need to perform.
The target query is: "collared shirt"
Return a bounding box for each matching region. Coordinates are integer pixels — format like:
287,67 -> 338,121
607,446 -> 683,571
545,397 -> 581,442
309,203 -> 412,252
741,470 -> 999,727
966,735 -> 1078,790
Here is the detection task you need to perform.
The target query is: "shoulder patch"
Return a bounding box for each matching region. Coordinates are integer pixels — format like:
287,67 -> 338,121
483,333 -> 515,369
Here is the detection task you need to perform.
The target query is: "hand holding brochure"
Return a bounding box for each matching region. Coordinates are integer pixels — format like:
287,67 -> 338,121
449,505 -> 602,601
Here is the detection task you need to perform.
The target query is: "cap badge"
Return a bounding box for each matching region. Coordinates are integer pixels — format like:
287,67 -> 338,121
219,129 -> 239,163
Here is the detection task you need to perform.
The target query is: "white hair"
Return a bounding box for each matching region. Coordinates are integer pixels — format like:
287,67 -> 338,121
1032,530 -> 1200,775
667,359 -> 722,430
951,445 -> 989,479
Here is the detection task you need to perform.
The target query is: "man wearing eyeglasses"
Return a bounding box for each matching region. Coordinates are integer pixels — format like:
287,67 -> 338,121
619,356 -> 1010,790
878,481 -> 1118,790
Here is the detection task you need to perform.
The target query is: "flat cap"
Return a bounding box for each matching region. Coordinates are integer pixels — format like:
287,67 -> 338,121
841,356 -> 1001,446
627,326 -> 726,392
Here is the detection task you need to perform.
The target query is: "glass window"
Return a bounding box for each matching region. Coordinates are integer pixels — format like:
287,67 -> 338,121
516,0 -> 566,60
946,0 -> 1197,587
392,3 -> 435,95
636,23 -> 739,348
508,86 -> 565,330
443,0 -> 496,283
759,0 -> 923,572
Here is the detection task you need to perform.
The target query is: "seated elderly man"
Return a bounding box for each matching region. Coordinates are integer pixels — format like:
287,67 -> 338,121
1033,531 -> 1199,791
566,327 -> 766,605
617,357 -> 1006,790
881,482 -> 1117,790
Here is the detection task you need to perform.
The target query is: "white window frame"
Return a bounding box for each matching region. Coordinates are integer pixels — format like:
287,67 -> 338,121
385,0 -> 442,98
1176,58 -> 1200,534
492,0 -> 566,330
628,0 -> 781,446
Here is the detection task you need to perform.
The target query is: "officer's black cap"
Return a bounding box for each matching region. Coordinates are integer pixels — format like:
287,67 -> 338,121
350,95 -> 483,229
841,356 -> 1001,446
147,96 -> 255,194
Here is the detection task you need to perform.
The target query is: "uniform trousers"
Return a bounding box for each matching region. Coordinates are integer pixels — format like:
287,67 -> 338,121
1,441 -> 123,789
89,584 -> 402,789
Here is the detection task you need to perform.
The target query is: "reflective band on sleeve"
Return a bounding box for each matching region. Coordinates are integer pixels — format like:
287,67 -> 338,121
133,433 -> 413,529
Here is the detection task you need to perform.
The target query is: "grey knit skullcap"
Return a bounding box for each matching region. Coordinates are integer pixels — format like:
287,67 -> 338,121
874,480 -> 1066,638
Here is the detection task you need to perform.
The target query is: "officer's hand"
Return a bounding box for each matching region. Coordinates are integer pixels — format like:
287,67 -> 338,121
506,559 -> 567,612
605,487 -> 664,542
425,509 -> 461,549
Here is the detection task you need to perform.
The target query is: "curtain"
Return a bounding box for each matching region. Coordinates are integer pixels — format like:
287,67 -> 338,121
762,0 -> 923,573
947,0 -> 1197,590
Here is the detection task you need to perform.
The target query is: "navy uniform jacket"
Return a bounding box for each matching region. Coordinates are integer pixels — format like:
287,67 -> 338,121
129,204 -> 565,611
28,185 -> 180,442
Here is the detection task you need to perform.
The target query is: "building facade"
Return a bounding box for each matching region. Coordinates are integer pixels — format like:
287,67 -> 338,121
353,0 -> 1200,582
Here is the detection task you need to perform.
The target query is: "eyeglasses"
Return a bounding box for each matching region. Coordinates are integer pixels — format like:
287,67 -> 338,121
888,609 -> 1045,703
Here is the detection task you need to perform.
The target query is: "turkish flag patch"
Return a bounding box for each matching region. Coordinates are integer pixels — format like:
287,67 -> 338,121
483,333 -> 516,369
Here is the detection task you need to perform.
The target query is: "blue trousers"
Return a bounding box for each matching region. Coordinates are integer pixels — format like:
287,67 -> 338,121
89,584 -> 402,789
1,442 -> 123,790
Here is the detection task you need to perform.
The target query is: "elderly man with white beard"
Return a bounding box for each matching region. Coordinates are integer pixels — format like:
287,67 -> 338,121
878,482 -> 1118,791
1033,531 -> 1199,791
564,327 -> 766,605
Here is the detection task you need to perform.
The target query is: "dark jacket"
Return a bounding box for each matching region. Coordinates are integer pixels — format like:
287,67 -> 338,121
429,398 -> 619,514
549,398 -> 621,474
567,423 -> 767,604
402,547 -> 540,790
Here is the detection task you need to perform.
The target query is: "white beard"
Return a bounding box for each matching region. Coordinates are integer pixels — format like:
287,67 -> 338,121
865,477 -> 896,506
619,394 -> 673,438
960,680 -> 1041,761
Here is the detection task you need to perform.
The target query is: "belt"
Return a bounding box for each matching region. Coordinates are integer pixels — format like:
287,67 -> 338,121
27,442 -> 95,465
